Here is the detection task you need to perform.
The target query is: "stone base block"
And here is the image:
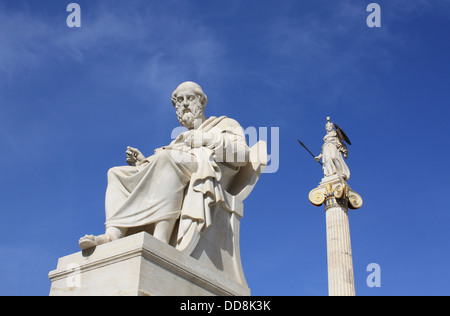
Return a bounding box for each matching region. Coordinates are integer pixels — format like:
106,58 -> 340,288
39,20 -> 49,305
48,232 -> 250,296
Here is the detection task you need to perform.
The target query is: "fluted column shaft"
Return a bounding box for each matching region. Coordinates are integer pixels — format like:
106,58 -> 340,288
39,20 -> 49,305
325,204 -> 355,296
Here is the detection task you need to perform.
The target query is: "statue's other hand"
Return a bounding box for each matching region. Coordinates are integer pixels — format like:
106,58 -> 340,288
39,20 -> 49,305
126,146 -> 145,166
188,130 -> 216,149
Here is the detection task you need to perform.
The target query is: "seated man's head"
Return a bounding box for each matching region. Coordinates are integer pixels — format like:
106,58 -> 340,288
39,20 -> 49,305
172,81 -> 208,129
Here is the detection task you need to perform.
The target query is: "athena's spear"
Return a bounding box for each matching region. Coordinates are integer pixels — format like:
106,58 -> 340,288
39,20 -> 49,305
297,139 -> 323,166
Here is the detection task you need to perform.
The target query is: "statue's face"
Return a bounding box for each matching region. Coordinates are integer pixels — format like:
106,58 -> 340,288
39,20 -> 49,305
174,87 -> 204,129
326,124 -> 334,132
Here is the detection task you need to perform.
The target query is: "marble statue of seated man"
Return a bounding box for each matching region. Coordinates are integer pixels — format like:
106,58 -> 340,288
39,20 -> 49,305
79,81 -> 249,250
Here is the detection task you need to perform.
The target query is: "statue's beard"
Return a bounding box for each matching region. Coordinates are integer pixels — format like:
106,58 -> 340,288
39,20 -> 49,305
177,105 -> 203,129
179,112 -> 195,128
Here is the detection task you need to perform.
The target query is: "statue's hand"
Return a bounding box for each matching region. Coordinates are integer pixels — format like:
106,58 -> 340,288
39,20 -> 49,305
126,146 -> 145,166
188,130 -> 213,148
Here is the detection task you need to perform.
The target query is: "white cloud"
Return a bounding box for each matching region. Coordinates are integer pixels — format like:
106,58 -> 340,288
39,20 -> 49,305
0,1 -> 226,92
0,1 -> 229,161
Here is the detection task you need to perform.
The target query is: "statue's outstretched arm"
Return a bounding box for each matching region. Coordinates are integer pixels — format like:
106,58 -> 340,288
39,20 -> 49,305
315,153 -> 323,162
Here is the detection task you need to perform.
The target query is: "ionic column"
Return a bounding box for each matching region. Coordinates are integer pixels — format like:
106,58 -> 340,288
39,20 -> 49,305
309,176 -> 363,296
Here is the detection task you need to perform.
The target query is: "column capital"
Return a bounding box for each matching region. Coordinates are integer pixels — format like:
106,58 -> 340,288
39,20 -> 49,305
309,176 -> 363,210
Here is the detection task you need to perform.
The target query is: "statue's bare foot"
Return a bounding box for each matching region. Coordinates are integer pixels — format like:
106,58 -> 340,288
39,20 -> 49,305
79,235 -> 98,250
79,233 -> 111,250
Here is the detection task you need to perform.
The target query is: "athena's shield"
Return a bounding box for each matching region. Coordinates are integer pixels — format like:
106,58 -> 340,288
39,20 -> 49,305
334,123 -> 351,145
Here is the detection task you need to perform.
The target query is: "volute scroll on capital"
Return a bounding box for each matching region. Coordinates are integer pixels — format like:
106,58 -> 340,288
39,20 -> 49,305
308,181 -> 363,210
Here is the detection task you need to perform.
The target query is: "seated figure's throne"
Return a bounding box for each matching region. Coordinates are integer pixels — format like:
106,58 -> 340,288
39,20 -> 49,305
175,140 -> 267,291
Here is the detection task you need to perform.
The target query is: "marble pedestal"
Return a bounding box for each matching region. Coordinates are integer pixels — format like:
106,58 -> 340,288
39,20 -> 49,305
48,232 -> 250,296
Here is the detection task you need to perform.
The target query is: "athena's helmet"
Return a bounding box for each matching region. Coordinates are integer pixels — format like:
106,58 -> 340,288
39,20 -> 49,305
325,116 -> 334,132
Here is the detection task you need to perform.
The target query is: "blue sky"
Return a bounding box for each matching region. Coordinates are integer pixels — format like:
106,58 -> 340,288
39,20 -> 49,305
1,0 -> 450,296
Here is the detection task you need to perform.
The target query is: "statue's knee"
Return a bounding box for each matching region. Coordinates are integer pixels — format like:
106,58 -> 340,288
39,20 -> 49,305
154,149 -> 196,176
161,149 -> 195,165
153,150 -> 173,165
107,167 -> 115,179
107,167 -> 120,181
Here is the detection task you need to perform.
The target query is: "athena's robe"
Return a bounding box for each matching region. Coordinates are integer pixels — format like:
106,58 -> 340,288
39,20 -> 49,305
104,116 -> 249,245
321,131 -> 350,180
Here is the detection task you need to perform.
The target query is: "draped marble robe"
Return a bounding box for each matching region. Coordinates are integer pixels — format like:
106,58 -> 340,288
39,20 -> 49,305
321,130 -> 350,180
104,116 -> 249,247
